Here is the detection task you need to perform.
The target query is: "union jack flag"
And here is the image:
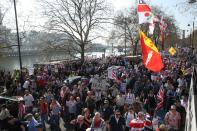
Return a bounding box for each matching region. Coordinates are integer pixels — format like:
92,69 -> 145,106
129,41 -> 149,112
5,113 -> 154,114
112,71 -> 117,80
155,86 -> 164,111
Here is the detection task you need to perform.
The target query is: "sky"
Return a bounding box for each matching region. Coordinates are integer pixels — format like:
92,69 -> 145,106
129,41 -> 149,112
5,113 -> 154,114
112,0 -> 196,35
1,0 -> 197,36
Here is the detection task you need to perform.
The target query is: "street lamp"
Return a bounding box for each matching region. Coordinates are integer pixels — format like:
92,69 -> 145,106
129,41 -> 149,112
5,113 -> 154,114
111,43 -> 114,54
188,22 -> 195,48
13,0 -> 23,87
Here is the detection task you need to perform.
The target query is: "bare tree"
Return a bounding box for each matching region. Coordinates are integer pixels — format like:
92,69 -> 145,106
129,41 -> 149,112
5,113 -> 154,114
108,6 -> 179,55
40,0 -> 109,62
148,7 -> 179,49
107,10 -> 139,55
0,7 -> 14,52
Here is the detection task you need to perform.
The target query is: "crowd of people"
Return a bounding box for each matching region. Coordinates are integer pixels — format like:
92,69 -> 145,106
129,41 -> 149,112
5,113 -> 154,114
0,47 -> 196,131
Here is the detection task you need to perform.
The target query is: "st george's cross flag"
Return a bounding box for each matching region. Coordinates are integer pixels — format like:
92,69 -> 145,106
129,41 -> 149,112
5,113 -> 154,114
112,71 -> 118,80
140,31 -> 164,72
137,0 -> 153,24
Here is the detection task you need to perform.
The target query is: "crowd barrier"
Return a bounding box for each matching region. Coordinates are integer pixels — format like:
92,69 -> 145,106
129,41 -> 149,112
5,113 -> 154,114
185,64 -> 197,131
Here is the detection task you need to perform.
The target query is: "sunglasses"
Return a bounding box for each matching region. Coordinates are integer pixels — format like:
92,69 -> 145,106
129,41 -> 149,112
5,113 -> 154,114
116,114 -> 121,116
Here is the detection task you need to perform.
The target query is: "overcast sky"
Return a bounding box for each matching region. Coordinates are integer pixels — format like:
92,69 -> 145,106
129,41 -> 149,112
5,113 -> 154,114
1,0 -> 196,36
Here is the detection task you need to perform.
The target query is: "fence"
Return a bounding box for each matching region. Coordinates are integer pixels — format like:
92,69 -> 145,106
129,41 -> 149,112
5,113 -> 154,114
185,64 -> 197,131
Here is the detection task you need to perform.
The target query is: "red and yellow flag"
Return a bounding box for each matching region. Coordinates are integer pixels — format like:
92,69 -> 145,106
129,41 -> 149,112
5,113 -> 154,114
140,31 -> 164,72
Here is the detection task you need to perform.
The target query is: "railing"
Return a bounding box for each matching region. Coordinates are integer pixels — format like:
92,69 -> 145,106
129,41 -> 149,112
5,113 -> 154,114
185,64 -> 197,131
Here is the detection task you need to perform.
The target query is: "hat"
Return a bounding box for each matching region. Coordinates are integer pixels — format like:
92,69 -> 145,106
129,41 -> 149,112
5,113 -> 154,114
25,113 -> 33,119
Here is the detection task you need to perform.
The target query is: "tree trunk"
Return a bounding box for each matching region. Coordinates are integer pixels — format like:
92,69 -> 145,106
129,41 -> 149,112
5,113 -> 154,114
133,40 -> 138,55
81,44 -> 85,63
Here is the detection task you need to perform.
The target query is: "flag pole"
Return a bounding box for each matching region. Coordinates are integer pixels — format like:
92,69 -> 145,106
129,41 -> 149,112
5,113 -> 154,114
161,31 -> 164,50
13,0 -> 23,89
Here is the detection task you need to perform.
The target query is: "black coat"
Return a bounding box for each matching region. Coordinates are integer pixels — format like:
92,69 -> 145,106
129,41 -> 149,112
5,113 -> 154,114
74,123 -> 88,131
102,106 -> 113,121
109,115 -> 125,131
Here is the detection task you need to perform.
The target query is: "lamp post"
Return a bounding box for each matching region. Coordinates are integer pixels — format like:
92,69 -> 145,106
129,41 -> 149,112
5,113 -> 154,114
112,43 -> 114,54
13,0 -> 23,87
188,21 -> 195,48
189,29 -> 192,47
124,18 -> 127,56
192,21 -> 194,48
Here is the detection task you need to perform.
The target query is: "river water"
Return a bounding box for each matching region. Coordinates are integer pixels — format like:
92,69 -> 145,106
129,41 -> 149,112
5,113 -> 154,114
0,49 -> 124,71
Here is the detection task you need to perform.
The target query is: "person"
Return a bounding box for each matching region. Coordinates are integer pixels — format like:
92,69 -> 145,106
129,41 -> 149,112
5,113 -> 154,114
24,90 -> 34,113
124,107 -> 136,131
110,84 -> 119,98
50,98 -> 61,131
82,108 -> 92,128
101,99 -> 113,121
109,109 -> 125,131
18,100 -> 26,120
6,115 -> 26,131
76,96 -> 84,116
166,83 -> 176,111
23,78 -> 30,90
85,91 -> 96,116
70,115 -> 88,131
175,100 -> 186,131
132,97 -> 143,114
0,104 -> 10,130
25,113 -> 39,131
125,89 -> 135,106
116,92 -> 125,114
39,97 -> 49,131
155,124 -> 168,131
164,105 -> 181,131
129,112 -> 146,131
66,95 -> 77,121
95,89 -> 102,110
90,112 -> 105,131
180,95 -> 188,111
146,90 -> 156,116
177,75 -> 186,88
45,90 -> 54,105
